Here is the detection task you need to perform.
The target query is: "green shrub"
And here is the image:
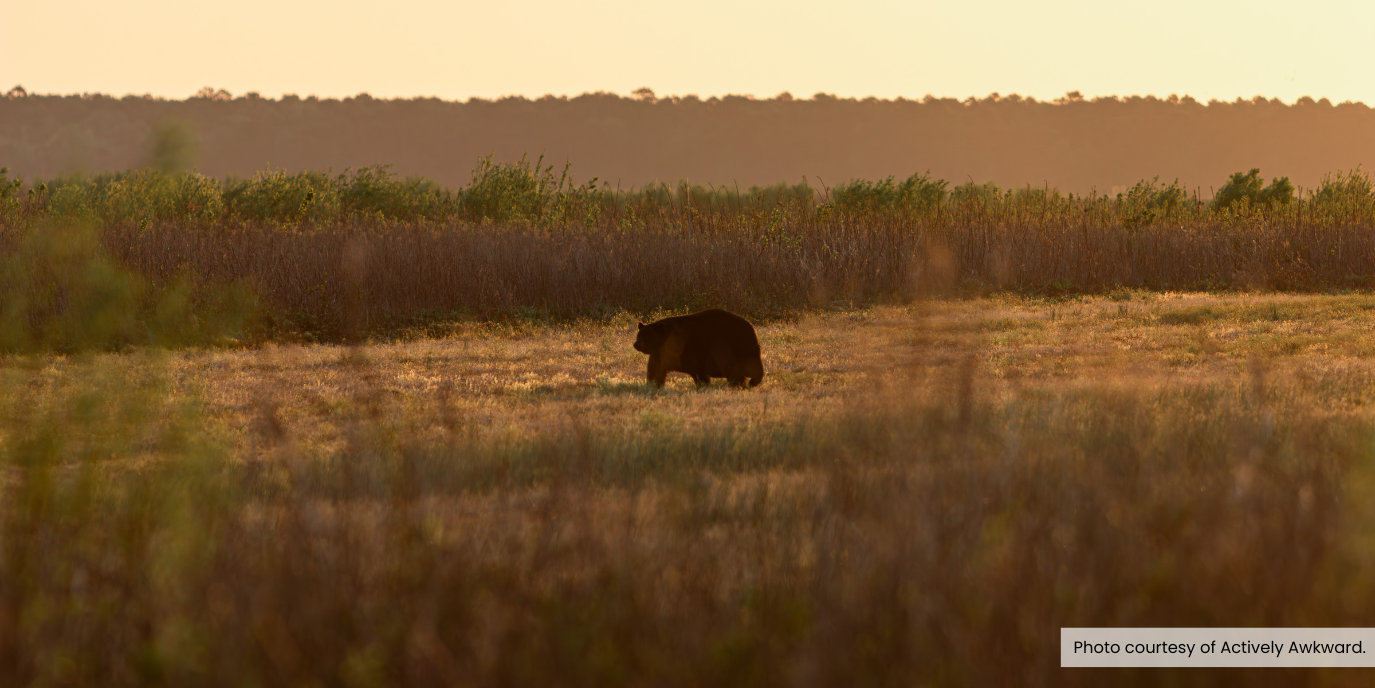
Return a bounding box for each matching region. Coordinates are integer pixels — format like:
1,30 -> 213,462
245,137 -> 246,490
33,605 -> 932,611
223,169 -> 338,224
830,172 -> 947,215
337,165 -> 457,222
1312,168 -> 1374,211
0,168 -> 22,219
460,154 -> 575,223
96,170 -> 224,224
1116,177 -> 1192,226
949,179 -> 1004,205
1213,168 -> 1294,212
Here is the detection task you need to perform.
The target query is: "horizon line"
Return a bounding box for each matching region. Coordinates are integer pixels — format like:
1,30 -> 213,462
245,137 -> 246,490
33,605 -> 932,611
4,85 -> 1369,108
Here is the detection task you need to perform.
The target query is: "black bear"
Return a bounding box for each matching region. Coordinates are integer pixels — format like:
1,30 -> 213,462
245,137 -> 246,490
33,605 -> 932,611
633,309 -> 764,388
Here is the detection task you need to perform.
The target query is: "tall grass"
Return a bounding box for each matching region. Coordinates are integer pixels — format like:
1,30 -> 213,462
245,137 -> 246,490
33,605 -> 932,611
1,348 -> 1368,686
6,161 -> 1375,347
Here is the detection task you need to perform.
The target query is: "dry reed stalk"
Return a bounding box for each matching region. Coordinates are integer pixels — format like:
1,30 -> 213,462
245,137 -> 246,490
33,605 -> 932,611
67,207 -> 1375,346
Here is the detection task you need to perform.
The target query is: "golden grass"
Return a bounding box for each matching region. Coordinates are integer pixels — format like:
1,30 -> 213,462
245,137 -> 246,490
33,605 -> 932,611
135,292 -> 1375,452
6,294 -> 1375,686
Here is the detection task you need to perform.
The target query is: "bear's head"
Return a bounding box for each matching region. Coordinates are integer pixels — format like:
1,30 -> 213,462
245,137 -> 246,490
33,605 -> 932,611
633,321 -> 670,354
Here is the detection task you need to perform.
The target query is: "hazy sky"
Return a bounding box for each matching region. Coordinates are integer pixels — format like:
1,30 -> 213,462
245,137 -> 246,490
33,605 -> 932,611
4,0 -> 1371,103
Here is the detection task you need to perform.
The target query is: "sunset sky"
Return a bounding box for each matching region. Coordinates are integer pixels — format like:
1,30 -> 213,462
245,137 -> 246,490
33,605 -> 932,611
4,0 -> 1371,103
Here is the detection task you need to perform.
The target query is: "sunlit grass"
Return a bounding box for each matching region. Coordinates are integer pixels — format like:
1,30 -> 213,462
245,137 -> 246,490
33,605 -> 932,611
5,296 -> 1375,685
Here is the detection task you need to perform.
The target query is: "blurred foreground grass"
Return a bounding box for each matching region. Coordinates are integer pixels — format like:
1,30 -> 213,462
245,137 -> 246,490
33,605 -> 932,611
5,295 -> 1375,686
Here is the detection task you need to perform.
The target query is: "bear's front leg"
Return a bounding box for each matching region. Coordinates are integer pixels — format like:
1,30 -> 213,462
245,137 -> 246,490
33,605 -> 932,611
647,353 -> 668,387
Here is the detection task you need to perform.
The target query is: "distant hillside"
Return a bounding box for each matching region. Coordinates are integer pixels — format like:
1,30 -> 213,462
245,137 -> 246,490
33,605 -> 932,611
3,89 -> 1374,194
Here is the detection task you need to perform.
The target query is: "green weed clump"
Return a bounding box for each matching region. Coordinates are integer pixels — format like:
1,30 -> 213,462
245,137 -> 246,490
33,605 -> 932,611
0,219 -> 142,351
0,218 -> 259,352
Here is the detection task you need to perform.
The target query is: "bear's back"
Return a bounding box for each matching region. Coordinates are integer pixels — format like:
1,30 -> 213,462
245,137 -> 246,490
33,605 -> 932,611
669,309 -> 760,356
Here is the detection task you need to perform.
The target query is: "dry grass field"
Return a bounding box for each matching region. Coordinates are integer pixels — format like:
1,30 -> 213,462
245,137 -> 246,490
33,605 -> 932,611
6,292 -> 1375,686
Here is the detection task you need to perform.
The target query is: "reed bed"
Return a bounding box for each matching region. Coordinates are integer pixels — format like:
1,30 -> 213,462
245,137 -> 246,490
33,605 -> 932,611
4,162 -> 1375,350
